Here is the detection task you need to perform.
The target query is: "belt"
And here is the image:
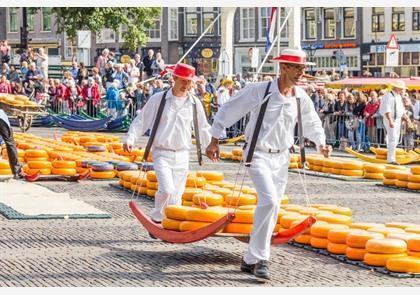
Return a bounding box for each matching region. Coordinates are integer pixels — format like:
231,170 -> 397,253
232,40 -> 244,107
255,148 -> 287,154
154,147 -> 187,152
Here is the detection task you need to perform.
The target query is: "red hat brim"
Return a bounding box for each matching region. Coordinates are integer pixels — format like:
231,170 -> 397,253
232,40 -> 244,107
171,71 -> 200,82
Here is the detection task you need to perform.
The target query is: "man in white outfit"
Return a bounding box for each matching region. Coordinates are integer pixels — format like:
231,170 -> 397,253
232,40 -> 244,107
206,49 -> 331,280
379,80 -> 410,164
124,63 -> 211,223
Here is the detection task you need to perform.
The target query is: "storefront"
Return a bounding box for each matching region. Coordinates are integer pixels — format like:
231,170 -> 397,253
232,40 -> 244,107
182,44 -> 220,78
361,42 -> 420,77
233,46 -> 275,77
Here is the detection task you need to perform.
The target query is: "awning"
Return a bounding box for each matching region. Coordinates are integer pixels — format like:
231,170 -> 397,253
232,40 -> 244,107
326,77 -> 420,91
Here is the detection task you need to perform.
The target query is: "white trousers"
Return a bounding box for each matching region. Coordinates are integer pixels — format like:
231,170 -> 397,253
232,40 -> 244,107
383,118 -> 401,163
243,150 -> 290,265
150,148 -> 189,222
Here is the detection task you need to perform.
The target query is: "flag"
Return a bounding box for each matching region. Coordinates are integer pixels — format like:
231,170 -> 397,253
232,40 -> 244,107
265,7 -> 277,53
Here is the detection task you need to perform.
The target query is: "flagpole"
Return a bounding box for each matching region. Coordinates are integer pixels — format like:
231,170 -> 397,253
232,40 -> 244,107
276,7 -> 281,78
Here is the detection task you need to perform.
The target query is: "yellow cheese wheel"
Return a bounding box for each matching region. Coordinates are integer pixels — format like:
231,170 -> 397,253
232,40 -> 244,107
385,164 -> 406,170
346,232 -> 385,248
316,213 -> 352,225
185,207 -> 228,223
147,189 -> 156,197
179,221 -> 211,231
408,251 -> 420,257
368,227 -> 405,237
331,168 -> 342,175
146,171 -> 157,182
364,172 -> 384,180
406,226 -> 420,234
299,208 -> 319,216
0,160 -> 10,169
232,148 -> 243,156
311,237 -> 329,249
182,200 -> 193,207
186,176 -> 206,188
130,177 -> 147,186
383,170 -> 398,179
162,218 -> 182,231
395,180 -> 408,188
136,186 -> 148,195
363,163 -> 386,173
282,204 -> 305,212
328,228 -> 364,244
119,179 -> 124,186
51,168 -> 77,175
407,174 -> 420,183
25,157 -> 49,162
383,178 -> 396,186
242,187 -> 257,196
280,214 -> 307,229
146,181 -> 158,190
51,160 -> 76,169
387,233 -> 420,242
192,193 -> 224,206
395,171 -> 410,181
332,207 -> 352,216
407,237 -> 420,252
182,188 -> 203,201
25,149 -> 48,158
407,182 -> 420,190
238,205 -> 256,211
312,165 -> 323,172
364,253 -> 407,267
312,158 -> 323,166
322,158 -> 338,168
340,169 -> 364,177
385,222 -> 418,230
294,234 -> 312,244
410,166 -> 420,175
386,256 -> 420,273
196,171 -> 224,181
90,170 -> 116,179
209,187 -> 232,197
165,205 -> 198,221
120,171 -> 139,181
346,247 -> 367,261
24,168 -> 51,175
327,242 -> 348,254
225,193 -> 257,206
232,209 -> 254,223
0,168 -> 12,175
321,167 -> 333,174
122,181 -> 132,189
310,223 -> 349,238
366,238 -> 407,254
341,161 -> 364,170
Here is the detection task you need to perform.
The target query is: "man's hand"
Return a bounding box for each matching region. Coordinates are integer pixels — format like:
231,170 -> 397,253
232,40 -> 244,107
123,143 -> 133,153
319,144 -> 332,158
206,137 -> 220,162
389,120 -> 395,128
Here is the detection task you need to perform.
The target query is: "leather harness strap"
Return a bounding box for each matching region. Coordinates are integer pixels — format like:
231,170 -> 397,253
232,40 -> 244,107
191,94 -> 204,166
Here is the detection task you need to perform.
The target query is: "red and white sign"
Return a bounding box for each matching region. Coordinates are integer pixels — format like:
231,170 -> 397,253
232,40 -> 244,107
386,34 -> 399,67
386,34 -> 399,50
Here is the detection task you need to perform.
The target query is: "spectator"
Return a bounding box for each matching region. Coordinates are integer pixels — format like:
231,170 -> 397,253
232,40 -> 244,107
35,48 -> 49,79
77,62 -> 89,85
319,93 -> 336,144
96,48 -> 109,76
401,95 -> 415,150
69,61 -> 79,80
152,79 -> 164,95
128,59 -> 140,85
0,75 -> 12,93
151,52 -> 165,76
20,61 -> 29,78
108,51 -> 117,63
104,61 -> 115,89
235,73 -> 246,88
364,91 -> 380,146
8,66 -> 20,83
106,80 -> 121,119
414,93 -> 420,141
134,53 -> 144,81
112,64 -> 128,89
142,49 -> 155,80
0,108 -> 22,179
334,90 -> 347,141
0,40 -> 11,65
307,84 -> 320,111
81,77 -> 101,117
63,79 -> 81,114
134,82 -> 147,110
2,63 -> 10,78
24,62 -> 42,83
12,83 -> 26,95
91,67 -> 103,92
345,94 -> 357,149
353,91 -> 367,151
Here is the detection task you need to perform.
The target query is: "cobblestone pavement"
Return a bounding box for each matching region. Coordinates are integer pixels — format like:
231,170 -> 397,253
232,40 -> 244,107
0,127 -> 419,287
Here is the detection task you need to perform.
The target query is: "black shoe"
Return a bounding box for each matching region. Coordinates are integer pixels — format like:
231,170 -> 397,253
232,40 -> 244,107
388,162 -> 399,165
253,260 -> 270,280
13,173 -> 24,180
240,259 -> 255,273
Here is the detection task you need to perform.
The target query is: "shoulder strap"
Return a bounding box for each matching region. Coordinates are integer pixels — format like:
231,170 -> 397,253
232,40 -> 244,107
296,94 -> 306,166
390,91 -> 397,120
244,81 -> 272,166
142,89 -> 170,162
191,94 -> 203,166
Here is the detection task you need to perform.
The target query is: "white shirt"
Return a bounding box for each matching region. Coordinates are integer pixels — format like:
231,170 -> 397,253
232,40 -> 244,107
210,80 -> 326,153
379,91 -> 405,120
413,100 -> 420,120
217,86 -> 230,106
0,109 -> 10,128
125,89 -> 211,151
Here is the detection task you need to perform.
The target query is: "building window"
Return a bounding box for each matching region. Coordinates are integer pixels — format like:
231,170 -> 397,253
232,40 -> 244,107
413,8 -> 420,31
323,8 -> 335,39
412,52 -> 419,64
372,8 -> 385,32
304,8 -> 316,39
41,7 -> 52,31
258,7 -> 270,40
64,32 -> 75,60
240,8 -> 255,41
343,8 -> 355,38
96,28 -> 115,43
146,17 -> 161,41
185,7 -> 199,35
392,8 -> 405,31
8,8 -> 18,33
202,7 -> 217,36
377,53 -> 385,65
402,52 -> 411,65
168,7 -> 178,40
28,10 -> 35,32
280,8 -> 288,38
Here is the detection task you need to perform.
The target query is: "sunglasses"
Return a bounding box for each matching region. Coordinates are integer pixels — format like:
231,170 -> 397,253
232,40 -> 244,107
285,63 -> 307,71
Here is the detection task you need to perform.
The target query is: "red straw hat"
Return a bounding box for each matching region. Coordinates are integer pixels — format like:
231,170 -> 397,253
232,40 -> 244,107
169,63 -> 199,81
273,48 -> 315,66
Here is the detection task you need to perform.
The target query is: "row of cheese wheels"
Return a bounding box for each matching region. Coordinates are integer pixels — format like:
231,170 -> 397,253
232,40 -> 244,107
371,147 -> 409,161
294,221 -> 420,273
0,159 -> 12,175
382,166 -> 420,190
0,94 -> 38,107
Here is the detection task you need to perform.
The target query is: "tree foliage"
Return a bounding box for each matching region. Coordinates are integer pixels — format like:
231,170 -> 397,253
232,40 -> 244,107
37,7 -> 161,51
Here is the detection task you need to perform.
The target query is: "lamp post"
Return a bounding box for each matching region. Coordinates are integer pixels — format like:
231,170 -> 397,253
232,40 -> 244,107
304,44 -> 317,75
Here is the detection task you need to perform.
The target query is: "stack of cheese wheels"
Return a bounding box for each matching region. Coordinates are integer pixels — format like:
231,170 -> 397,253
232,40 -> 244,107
196,171 -> 224,182
340,160 -> 364,177
146,171 -> 158,197
25,160 -> 53,175
374,148 -> 405,161
193,192 -> 224,207
407,237 -> 420,257
1,148 -> 25,163
51,160 -> 77,175
0,159 -> 12,175
364,238 -> 407,267
311,157 -> 323,172
224,191 -> 257,207
129,171 -> 148,195
24,149 -> 49,162
321,158 -> 340,174
293,220 -> 326,245
231,148 -> 243,162
289,154 -> 302,169
345,231 -> 384,261
219,151 -> 233,160
327,228 -> 363,255
310,223 -> 349,249
407,166 -> 420,190
367,226 -> 405,237
182,188 -> 203,206
90,163 -> 116,179
363,163 -> 385,180
185,175 -> 206,188
383,169 -> 400,186
386,256 -> 420,273
394,170 -> 410,188
405,226 -> 420,234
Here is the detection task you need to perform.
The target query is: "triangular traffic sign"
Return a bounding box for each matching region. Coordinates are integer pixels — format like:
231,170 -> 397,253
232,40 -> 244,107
386,34 -> 399,50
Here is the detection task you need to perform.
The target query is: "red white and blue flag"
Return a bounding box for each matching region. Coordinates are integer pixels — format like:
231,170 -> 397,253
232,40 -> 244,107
265,7 -> 277,53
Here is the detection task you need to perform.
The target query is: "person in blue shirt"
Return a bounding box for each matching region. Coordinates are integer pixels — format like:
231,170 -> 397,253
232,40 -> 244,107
69,61 -> 79,80
111,64 -> 128,89
0,110 -> 22,179
106,80 -> 121,119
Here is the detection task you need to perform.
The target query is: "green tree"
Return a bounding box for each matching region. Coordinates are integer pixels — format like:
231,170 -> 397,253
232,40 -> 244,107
33,7 -> 161,51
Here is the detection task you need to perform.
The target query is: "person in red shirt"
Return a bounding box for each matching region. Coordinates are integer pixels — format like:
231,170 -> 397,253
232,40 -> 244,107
364,90 -> 380,146
0,75 -> 12,93
81,77 -> 101,117
63,79 -> 81,114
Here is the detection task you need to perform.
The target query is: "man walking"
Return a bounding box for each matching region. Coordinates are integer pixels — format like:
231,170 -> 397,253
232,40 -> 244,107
206,49 -> 331,280
0,109 -> 22,179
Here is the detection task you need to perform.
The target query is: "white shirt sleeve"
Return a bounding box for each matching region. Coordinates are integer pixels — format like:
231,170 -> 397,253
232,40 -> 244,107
379,92 -> 392,116
210,83 -> 265,139
195,99 -> 212,149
